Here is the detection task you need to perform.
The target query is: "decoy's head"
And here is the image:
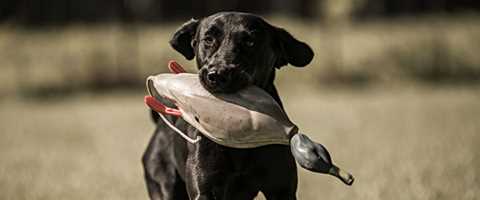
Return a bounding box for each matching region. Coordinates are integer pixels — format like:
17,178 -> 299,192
290,133 -> 354,186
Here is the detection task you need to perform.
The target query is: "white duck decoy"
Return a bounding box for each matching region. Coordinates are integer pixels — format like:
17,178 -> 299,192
144,61 -> 354,185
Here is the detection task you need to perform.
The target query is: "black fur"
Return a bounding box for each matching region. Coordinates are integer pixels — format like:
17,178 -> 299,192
143,12 -> 313,200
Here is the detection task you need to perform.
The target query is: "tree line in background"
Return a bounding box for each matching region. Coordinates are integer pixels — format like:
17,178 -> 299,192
1,0 -> 479,98
1,0 -> 480,25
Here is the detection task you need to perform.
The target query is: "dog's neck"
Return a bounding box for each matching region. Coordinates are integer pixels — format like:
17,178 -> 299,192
264,83 -> 283,109
256,70 -> 284,109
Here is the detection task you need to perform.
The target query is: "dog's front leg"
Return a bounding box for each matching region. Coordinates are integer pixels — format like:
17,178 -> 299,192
184,167 -> 215,200
184,130 -> 229,200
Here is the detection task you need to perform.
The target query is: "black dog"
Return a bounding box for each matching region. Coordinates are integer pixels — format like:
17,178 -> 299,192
143,12 -> 313,200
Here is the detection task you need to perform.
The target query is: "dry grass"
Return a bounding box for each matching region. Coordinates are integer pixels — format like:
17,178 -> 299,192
1,85 -> 479,200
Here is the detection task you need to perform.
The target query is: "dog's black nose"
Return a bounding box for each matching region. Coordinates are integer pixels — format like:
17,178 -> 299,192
207,70 -> 228,84
207,71 -> 218,82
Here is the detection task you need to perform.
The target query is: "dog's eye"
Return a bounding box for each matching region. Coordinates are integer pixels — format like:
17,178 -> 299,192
245,40 -> 255,48
203,36 -> 215,47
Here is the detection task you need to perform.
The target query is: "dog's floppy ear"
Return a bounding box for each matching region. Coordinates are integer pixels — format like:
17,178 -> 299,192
170,19 -> 199,60
273,27 -> 314,68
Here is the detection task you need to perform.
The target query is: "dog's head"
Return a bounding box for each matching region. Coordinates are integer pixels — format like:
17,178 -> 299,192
170,12 -> 314,93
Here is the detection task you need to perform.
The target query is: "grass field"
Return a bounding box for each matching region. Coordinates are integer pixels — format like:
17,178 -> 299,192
1,85 -> 479,200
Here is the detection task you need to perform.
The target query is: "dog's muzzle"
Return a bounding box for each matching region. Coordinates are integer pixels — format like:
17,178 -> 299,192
199,66 -> 251,93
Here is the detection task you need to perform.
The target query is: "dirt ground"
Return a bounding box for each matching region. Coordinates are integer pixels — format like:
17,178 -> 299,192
1,86 -> 479,200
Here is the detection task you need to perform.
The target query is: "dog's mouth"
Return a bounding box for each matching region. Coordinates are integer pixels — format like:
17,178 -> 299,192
199,67 -> 252,94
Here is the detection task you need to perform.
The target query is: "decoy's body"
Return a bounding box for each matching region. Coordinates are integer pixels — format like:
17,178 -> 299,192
146,73 -> 294,148
145,66 -> 354,186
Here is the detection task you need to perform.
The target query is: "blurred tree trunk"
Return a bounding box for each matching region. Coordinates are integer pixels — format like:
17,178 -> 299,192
273,0 -> 296,16
115,0 -> 140,88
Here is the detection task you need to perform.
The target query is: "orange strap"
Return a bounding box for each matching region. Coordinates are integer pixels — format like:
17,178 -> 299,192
144,60 -> 188,117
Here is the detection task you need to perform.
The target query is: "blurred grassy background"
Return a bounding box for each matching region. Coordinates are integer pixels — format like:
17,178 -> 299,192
1,0 -> 480,199
1,15 -> 480,98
